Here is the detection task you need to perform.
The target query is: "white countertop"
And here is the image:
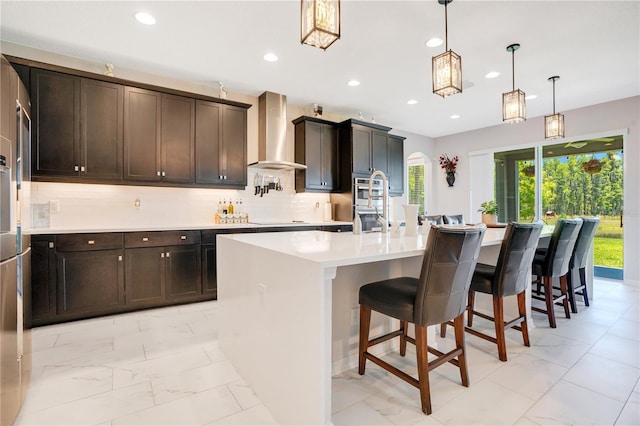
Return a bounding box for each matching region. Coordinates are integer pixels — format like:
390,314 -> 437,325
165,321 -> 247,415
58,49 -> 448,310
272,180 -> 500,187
219,227 -> 509,268
28,221 -> 352,235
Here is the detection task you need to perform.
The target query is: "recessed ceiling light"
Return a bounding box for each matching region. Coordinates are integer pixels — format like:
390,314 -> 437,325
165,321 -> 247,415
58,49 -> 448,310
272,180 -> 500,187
525,94 -> 537,100
347,80 -> 360,87
547,151 -> 553,154
450,114 -> 460,119
407,99 -> 418,105
426,38 -> 443,48
485,71 -> 500,79
263,53 -> 278,62
135,12 -> 156,25
605,142 -> 613,146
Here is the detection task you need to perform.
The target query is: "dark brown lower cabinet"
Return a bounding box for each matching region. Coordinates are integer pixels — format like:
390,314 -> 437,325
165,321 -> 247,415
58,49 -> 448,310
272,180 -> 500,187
201,245 -> 217,298
30,239 -> 56,325
56,249 -> 125,319
165,245 -> 201,301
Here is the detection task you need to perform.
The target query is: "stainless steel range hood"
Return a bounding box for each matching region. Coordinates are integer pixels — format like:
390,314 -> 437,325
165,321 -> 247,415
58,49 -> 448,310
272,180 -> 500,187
248,91 -> 306,170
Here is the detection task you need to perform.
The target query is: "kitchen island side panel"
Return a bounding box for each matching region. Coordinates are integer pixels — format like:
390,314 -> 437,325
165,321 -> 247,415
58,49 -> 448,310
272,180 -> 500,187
217,235 -> 333,425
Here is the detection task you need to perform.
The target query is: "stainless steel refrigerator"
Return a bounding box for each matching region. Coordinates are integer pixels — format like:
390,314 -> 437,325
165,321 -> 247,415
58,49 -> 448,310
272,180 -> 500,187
1,54 -> 31,426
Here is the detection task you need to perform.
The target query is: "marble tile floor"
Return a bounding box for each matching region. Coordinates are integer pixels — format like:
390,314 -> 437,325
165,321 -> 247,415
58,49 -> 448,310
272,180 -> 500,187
15,278 -> 639,425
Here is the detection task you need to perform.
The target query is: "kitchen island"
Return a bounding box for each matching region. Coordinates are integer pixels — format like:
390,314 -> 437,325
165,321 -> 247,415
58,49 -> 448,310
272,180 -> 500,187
217,227 -> 515,425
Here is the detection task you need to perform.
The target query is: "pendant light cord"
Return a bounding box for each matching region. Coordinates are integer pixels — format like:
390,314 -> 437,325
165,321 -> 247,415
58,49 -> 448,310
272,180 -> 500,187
444,1 -> 449,51
511,49 -> 515,91
552,79 -> 556,114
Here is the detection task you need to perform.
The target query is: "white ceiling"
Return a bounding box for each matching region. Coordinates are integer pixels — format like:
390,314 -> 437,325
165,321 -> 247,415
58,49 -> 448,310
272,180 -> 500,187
1,1 -> 638,138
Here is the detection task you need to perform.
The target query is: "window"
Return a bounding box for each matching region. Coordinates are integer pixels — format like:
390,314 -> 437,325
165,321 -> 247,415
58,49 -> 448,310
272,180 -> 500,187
408,154 -> 426,215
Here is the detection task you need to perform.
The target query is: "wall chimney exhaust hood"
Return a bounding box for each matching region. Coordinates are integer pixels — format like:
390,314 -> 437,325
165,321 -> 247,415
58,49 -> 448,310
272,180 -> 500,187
248,91 -> 307,170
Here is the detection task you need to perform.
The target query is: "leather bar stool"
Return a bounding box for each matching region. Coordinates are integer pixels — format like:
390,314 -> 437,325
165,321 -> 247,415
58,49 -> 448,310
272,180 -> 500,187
418,214 -> 444,225
531,219 -> 582,328
566,217 -> 600,313
441,222 -> 543,361
358,224 -> 486,415
443,214 -> 465,225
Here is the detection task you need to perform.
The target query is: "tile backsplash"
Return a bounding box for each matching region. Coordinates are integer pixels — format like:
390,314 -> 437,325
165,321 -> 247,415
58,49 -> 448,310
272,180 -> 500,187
29,169 -> 333,230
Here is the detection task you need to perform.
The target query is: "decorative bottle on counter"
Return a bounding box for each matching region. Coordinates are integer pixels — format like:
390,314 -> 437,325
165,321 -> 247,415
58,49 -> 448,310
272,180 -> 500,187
353,213 -> 362,235
228,200 -> 234,214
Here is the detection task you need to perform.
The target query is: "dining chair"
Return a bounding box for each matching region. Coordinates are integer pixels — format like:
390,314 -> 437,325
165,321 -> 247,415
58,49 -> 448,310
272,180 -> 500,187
531,218 -> 582,328
443,214 -> 465,225
441,222 -> 543,361
358,224 -> 486,415
418,214 -> 444,225
562,217 -> 600,313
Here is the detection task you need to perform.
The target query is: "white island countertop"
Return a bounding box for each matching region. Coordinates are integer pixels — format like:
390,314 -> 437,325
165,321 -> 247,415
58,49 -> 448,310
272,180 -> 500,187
216,226 -> 520,425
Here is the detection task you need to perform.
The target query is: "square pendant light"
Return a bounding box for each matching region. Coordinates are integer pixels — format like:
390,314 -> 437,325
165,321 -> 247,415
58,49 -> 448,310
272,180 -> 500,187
502,43 -> 526,123
432,0 -> 462,98
301,0 -> 340,50
502,89 -> 526,123
545,76 -> 565,139
433,50 -> 462,97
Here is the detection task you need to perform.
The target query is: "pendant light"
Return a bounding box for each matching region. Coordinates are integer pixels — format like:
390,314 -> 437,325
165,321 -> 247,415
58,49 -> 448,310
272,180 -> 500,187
301,0 -> 340,50
502,43 -> 526,123
545,76 -> 565,139
432,0 -> 462,97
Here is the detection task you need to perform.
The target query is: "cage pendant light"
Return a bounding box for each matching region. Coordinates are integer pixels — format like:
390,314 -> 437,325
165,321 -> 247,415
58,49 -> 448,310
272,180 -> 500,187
502,43 -> 526,123
545,76 -> 565,139
301,0 -> 340,50
432,0 -> 462,97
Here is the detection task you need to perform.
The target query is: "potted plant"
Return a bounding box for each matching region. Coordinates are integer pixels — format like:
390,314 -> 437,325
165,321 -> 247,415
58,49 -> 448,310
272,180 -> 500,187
478,200 -> 498,225
439,154 -> 459,187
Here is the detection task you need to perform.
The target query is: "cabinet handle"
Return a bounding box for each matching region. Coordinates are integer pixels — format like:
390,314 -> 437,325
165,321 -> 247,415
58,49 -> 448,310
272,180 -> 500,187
142,237 -> 149,242
166,252 -> 170,257
157,171 -> 161,176
74,165 -> 79,172
48,242 -> 54,249
180,235 -> 187,240
162,171 -> 166,177
223,175 -> 227,180
161,253 -> 165,258
87,240 -> 95,245
118,255 -> 122,261
81,166 -> 85,172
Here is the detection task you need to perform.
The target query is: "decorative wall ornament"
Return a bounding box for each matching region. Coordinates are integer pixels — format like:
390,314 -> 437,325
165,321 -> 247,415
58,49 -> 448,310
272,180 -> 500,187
439,154 -> 459,186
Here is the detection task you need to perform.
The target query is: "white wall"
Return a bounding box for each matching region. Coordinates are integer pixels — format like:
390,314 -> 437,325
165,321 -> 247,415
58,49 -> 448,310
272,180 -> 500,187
432,96 -> 640,284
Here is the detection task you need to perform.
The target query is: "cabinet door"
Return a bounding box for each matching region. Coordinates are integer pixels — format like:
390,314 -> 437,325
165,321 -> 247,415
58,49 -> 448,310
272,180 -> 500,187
352,127 -> 372,175
304,121 -> 324,190
30,240 -> 56,324
56,249 -> 124,317
1,57 -> 18,143
220,105 -> 247,186
371,130 -> 388,174
31,68 -> 80,177
388,135 -> 404,196
195,100 -> 222,184
165,245 -> 201,301
81,79 -> 123,180
201,245 -> 217,298
161,94 -> 195,183
125,247 -> 165,306
124,86 -> 161,181
321,124 -> 338,190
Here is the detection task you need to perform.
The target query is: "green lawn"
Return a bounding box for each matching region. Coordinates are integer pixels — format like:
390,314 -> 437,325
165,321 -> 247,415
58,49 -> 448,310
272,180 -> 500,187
534,215 -> 623,268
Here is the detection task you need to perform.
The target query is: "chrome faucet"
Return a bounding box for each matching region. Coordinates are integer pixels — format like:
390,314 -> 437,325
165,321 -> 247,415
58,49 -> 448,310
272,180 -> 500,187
368,170 -> 389,232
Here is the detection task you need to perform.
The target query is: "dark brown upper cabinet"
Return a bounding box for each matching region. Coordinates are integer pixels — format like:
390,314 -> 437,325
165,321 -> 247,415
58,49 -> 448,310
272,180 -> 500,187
124,88 -> 194,183
31,69 -> 123,180
195,100 -> 247,188
388,134 -> 405,196
339,119 -> 392,185
1,56 -> 19,144
293,116 -> 339,192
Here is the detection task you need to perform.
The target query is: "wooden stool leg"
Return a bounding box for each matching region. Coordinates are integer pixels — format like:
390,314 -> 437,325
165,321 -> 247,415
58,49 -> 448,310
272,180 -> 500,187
400,320 -> 408,356
358,305 -> 372,375
580,267 -> 590,307
517,290 -> 530,347
567,268 -> 578,314
415,324 -> 432,415
453,314 -> 469,387
493,294 -> 507,362
543,276 -> 557,328
467,290 -> 476,327
559,275 -> 571,319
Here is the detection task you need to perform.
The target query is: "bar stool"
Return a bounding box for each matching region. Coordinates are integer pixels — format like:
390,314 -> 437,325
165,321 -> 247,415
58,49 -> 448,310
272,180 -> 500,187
566,217 -> 600,313
531,219 -> 582,328
358,224 -> 486,415
441,222 -> 543,361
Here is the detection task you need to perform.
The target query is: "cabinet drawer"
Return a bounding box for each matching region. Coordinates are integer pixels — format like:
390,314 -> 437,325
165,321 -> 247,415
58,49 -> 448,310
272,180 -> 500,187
125,230 -> 201,248
55,233 -> 123,251
201,228 -> 257,245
